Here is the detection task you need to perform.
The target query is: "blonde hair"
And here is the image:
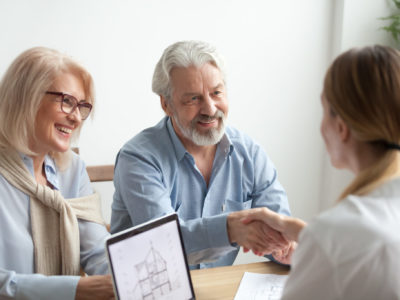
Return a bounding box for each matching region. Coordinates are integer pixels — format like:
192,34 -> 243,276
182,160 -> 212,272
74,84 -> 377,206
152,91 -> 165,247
0,47 -> 95,168
324,45 -> 400,199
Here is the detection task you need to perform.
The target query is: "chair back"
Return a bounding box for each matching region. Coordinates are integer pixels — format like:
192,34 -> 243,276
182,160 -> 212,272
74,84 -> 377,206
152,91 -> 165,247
71,147 -> 114,182
86,165 -> 114,182
71,147 -> 114,231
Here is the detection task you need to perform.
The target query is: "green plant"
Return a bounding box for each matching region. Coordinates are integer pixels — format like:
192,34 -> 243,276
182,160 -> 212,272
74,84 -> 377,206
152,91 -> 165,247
381,0 -> 400,42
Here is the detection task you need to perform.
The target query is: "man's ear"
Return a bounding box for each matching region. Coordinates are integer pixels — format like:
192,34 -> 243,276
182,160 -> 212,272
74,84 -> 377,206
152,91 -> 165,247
337,116 -> 350,142
160,96 -> 172,116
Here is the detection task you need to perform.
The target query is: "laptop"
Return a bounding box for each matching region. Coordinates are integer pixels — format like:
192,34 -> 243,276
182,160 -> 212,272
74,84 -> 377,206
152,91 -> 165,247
106,213 -> 195,300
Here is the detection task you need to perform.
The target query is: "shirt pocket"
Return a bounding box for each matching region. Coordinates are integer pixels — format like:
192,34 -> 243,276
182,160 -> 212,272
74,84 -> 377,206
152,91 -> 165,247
224,198 -> 253,212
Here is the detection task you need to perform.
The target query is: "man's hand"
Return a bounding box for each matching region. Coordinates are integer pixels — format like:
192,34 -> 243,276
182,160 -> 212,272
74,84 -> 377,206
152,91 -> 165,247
227,210 -> 289,255
241,207 -> 307,242
75,275 -> 115,300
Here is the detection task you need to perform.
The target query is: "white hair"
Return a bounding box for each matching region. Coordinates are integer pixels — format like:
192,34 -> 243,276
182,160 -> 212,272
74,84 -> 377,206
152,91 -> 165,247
152,40 -> 226,99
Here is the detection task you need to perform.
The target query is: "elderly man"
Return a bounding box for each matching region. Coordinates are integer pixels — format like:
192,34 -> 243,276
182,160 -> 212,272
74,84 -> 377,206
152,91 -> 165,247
111,40 -> 291,269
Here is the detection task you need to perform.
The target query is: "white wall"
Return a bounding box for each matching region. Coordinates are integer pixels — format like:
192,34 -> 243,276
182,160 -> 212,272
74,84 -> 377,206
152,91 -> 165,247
0,0 -> 333,220
319,0 -> 398,210
6,0 -> 391,264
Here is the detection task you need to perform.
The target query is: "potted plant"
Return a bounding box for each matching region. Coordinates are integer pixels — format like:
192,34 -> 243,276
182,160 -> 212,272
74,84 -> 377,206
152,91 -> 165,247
381,0 -> 400,43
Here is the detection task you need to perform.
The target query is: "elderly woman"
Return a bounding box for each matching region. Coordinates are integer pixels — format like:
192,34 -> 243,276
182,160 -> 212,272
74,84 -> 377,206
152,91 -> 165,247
0,47 -> 114,299
239,45 -> 400,299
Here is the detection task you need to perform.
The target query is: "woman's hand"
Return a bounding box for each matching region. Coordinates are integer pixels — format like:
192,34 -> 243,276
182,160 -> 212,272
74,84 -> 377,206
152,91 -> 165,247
228,210 -> 289,255
75,275 -> 115,300
241,207 -> 307,242
272,241 -> 297,265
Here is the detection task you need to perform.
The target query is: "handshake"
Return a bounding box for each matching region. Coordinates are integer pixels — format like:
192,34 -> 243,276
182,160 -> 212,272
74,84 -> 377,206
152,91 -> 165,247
227,207 -> 306,265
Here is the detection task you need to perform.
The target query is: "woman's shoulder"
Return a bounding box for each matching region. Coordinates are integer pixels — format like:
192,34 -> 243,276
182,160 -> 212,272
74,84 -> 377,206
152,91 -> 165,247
298,192 -> 400,299
68,150 -> 86,171
51,150 -> 86,174
303,191 -> 400,261
53,151 -> 86,179
55,151 -> 92,198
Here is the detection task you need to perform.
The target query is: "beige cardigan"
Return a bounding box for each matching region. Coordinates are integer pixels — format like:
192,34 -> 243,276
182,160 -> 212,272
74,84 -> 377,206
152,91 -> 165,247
0,149 -> 104,275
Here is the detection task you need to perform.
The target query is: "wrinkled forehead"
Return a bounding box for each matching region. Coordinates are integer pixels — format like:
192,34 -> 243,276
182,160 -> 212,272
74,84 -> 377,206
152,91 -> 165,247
170,63 -> 225,92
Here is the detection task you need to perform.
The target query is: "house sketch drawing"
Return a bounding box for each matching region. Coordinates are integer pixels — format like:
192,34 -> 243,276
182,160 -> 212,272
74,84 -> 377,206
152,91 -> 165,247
131,243 -> 175,300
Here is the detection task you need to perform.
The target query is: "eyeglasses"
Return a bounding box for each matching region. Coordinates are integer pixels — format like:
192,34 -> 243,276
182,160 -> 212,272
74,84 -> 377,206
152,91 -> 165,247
45,91 -> 92,120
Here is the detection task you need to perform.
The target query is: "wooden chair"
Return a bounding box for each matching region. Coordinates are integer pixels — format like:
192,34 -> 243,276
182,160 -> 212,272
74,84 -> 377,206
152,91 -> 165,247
86,165 -> 114,233
72,147 -> 114,181
86,165 -> 114,182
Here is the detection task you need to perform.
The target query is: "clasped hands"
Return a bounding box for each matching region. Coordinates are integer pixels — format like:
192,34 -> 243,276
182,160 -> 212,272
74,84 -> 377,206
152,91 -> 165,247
227,207 -> 306,264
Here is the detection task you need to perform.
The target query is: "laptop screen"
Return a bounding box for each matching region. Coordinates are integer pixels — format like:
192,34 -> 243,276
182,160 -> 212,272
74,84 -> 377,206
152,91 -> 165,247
106,213 -> 195,300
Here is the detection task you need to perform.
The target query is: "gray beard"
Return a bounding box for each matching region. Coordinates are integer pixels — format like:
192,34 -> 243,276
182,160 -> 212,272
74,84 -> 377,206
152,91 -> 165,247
172,111 -> 226,146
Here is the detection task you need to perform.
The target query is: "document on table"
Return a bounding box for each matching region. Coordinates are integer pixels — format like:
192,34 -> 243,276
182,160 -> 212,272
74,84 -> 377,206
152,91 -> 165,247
234,272 -> 288,300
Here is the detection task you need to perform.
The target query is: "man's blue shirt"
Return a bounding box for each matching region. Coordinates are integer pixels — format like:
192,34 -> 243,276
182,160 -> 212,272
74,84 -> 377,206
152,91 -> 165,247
111,116 -> 290,269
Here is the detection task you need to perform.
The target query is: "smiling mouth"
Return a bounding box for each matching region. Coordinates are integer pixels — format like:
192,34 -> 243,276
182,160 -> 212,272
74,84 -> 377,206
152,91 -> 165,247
199,119 -> 217,124
56,126 -> 72,134
198,116 -> 219,123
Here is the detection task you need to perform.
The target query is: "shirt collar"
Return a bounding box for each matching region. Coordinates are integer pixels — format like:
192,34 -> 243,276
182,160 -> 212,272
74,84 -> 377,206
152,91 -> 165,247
166,116 -> 234,160
20,153 -> 60,190
43,155 -> 59,189
219,130 -> 234,157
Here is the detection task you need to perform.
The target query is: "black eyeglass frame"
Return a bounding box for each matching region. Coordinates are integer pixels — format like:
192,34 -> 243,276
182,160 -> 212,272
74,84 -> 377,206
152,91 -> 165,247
45,91 -> 93,120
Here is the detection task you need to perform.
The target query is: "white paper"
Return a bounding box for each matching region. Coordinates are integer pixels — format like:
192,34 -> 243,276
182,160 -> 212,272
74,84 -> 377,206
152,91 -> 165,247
234,272 -> 288,300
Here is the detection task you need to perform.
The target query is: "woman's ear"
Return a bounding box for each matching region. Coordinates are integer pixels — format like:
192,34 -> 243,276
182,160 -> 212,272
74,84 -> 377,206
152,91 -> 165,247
336,116 -> 350,143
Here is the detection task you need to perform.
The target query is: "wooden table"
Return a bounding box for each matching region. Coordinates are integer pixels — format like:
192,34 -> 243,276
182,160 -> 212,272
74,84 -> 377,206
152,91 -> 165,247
190,261 -> 290,300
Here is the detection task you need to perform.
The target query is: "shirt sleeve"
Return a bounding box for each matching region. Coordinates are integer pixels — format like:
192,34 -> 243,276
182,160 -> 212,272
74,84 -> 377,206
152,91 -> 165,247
79,221 -> 110,275
111,149 -> 236,265
281,227 -> 339,300
179,214 -> 236,264
0,268 -> 80,300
